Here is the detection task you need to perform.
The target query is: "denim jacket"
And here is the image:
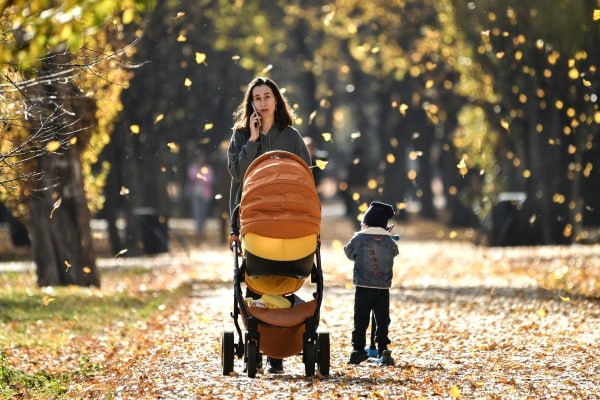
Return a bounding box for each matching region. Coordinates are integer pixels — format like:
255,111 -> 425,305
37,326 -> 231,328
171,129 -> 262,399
344,227 -> 399,289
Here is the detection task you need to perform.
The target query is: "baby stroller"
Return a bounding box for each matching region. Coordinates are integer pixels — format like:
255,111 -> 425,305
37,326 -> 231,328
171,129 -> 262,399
221,150 -> 330,378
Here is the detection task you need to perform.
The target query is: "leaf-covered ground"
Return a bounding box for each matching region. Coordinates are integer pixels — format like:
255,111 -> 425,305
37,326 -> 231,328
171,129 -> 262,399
54,216 -> 600,400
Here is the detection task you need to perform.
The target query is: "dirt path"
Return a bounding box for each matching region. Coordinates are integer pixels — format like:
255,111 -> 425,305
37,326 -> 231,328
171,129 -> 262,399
68,225 -> 600,399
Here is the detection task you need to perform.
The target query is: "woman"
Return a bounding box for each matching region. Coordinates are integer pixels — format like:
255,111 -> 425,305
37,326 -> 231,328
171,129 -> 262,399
227,77 -> 312,374
227,76 -> 312,215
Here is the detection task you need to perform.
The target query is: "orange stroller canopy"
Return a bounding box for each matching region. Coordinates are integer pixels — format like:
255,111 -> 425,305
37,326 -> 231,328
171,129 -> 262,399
240,151 -> 321,295
240,151 -> 321,239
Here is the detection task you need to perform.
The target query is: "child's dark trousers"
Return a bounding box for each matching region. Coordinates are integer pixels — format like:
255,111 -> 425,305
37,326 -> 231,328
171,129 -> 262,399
352,286 -> 391,351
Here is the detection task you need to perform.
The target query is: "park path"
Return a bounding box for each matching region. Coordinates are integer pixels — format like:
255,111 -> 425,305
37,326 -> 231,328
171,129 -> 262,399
65,217 -> 600,399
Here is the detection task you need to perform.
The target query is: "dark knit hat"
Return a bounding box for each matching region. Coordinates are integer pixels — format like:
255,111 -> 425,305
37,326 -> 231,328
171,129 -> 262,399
362,201 -> 395,228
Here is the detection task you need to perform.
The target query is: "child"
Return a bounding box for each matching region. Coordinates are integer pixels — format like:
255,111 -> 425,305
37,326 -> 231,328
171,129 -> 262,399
344,201 -> 399,365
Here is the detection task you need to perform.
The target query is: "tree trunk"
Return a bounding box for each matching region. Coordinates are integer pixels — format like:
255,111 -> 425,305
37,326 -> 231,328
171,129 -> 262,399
27,138 -> 100,287
25,54 -> 100,287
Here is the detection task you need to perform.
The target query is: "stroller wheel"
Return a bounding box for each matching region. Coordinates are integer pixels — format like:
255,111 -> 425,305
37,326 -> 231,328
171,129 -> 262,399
221,332 -> 235,376
317,332 -> 330,376
246,340 -> 258,378
303,340 -> 316,377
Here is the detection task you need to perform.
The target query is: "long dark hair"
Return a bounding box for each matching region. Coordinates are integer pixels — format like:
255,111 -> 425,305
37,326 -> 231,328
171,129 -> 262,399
232,77 -> 296,131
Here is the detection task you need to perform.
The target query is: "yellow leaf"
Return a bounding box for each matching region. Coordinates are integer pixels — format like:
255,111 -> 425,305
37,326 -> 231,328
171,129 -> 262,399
120,186 -> 130,196
315,159 -> 328,170
122,8 -> 135,24
175,11 -> 186,18
42,296 -> 55,306
46,141 -> 61,152
536,307 -> 547,317
449,386 -> 461,399
114,249 -> 128,257
177,33 -> 187,42
195,52 -> 207,64
500,119 -> 510,130
568,68 -> 579,80
130,125 -> 140,134
50,197 -> 62,219
456,157 -> 468,177
167,142 -> 180,153
154,114 -> 164,124
321,132 -> 332,142
184,78 -> 192,88
82,266 -> 92,274
204,122 -> 214,131
560,296 -> 570,302
594,9 -> 600,21
399,103 -> 409,115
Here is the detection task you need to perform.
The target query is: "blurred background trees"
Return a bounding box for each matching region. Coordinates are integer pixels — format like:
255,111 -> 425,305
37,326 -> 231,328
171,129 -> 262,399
1,0 -> 599,286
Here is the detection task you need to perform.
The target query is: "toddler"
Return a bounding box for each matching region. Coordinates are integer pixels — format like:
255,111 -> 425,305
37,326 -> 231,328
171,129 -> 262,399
344,201 -> 399,365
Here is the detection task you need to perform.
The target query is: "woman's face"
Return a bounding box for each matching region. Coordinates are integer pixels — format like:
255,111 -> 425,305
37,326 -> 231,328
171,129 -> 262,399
251,84 -> 276,118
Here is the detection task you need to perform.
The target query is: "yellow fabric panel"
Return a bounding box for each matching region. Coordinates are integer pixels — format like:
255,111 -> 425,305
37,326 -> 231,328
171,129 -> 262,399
245,275 -> 305,296
244,233 -> 317,261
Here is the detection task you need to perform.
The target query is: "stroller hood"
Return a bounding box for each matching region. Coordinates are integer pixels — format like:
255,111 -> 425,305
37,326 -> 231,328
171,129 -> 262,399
240,151 -> 321,239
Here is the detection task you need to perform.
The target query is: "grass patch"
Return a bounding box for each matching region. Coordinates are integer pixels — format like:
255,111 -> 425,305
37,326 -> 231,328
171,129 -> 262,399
0,266 -> 192,399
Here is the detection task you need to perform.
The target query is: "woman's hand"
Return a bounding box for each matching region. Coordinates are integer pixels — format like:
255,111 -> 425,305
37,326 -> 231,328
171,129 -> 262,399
249,111 -> 261,142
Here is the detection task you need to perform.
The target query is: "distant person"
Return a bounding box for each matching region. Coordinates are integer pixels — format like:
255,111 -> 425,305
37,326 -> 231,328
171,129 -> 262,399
344,201 -> 399,366
226,76 -> 312,374
186,152 -> 214,238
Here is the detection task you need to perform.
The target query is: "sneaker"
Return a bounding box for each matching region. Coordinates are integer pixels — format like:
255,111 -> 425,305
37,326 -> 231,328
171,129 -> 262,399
267,358 -> 284,373
348,350 -> 368,365
365,346 -> 379,358
379,350 -> 395,366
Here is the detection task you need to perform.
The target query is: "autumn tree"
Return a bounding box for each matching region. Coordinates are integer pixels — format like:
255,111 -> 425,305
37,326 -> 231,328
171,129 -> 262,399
0,0 -> 152,286
446,0 -> 600,244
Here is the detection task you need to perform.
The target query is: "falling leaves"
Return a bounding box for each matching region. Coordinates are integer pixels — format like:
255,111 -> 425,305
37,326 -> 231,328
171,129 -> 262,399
49,197 -> 62,219
129,124 -> 140,134
456,156 -> 468,177
46,140 -> 61,152
195,52 -> 206,64
167,142 -> 180,153
114,249 -> 128,257
314,159 -> 328,170
42,296 -> 55,306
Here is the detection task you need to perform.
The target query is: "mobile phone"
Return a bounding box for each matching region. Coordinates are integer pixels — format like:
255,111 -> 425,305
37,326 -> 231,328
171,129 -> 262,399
251,103 -> 261,128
